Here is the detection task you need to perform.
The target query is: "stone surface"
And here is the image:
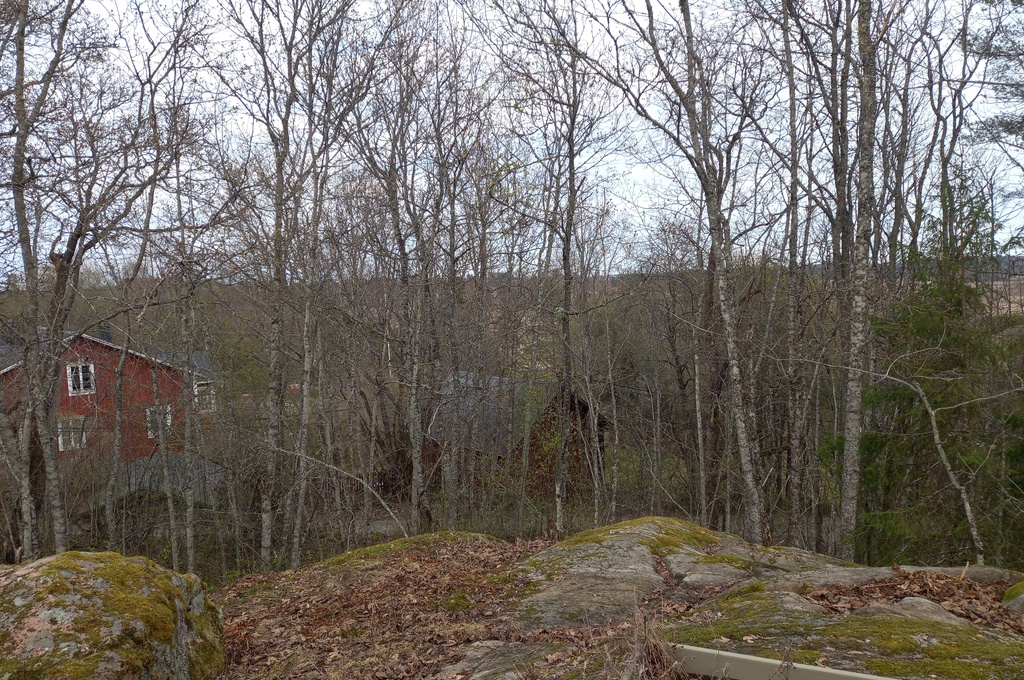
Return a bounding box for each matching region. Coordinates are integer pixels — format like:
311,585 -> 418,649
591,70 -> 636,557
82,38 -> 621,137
0,551 -> 223,679
517,525 -> 664,627
853,596 -> 968,626
438,640 -> 573,679
453,517 -> 1024,680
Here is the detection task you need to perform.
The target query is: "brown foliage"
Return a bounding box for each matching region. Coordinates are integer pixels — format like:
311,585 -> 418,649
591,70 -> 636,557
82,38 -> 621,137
806,565 -> 1024,635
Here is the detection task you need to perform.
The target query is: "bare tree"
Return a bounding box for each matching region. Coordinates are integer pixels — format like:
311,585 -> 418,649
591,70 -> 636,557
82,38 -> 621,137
0,0 -> 201,557
218,0 -> 376,567
478,0 -> 615,534
584,0 -> 770,543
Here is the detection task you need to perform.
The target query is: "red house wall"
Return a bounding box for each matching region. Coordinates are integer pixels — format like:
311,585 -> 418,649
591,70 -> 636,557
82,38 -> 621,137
522,396 -> 604,500
0,337 -> 191,463
60,338 -> 188,462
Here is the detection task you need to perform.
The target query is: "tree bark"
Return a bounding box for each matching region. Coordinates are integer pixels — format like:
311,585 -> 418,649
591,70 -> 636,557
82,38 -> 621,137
290,298 -> 316,568
838,0 -> 876,561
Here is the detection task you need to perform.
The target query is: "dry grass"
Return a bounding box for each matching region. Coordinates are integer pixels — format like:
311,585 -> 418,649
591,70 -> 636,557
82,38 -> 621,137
629,613 -> 698,680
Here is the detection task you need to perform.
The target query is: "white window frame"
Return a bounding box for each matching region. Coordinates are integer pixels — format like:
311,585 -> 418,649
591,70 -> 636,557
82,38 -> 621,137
57,416 -> 86,452
66,362 -> 96,396
146,404 -> 171,439
193,381 -> 216,413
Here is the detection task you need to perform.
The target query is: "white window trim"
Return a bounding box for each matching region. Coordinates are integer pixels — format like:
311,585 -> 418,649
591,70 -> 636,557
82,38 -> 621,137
147,404 -> 172,439
66,362 -> 96,396
57,416 -> 86,452
193,381 -> 216,413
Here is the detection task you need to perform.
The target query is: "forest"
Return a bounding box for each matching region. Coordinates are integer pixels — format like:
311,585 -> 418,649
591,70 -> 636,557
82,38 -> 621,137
3,0 -> 1024,583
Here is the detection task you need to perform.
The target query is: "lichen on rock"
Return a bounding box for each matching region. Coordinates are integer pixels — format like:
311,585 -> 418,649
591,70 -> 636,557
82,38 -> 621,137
0,551 -> 223,679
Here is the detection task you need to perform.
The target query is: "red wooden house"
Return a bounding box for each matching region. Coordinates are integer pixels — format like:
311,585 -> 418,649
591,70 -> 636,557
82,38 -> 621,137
0,334 -> 215,463
521,391 -> 607,500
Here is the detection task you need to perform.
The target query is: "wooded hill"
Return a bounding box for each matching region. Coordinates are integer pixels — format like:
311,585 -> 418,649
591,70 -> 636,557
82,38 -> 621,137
4,256 -> 1024,582
4,0 -> 1024,582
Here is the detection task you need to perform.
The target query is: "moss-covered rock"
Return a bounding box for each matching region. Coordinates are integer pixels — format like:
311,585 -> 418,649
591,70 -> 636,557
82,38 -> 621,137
0,551 -> 223,679
515,517 -> 688,628
654,544 -> 1024,678
507,518 -> 1024,679
319,531 -> 499,570
1004,577 -> 1024,612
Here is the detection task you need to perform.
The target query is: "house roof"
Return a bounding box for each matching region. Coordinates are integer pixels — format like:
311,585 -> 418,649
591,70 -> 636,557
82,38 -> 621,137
155,350 -> 216,380
0,332 -> 214,380
429,371 -> 521,457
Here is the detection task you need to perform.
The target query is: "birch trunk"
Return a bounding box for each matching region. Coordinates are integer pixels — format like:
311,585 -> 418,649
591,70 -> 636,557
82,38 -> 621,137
708,203 -> 765,545
838,0 -> 876,561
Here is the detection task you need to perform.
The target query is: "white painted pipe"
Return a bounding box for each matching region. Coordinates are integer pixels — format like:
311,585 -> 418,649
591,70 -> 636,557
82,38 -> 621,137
671,644 -> 894,680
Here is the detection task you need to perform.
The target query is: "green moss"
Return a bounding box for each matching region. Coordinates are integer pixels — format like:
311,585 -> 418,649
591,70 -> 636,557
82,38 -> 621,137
665,589 -> 815,647
864,657 -> 1024,680
666,583 -> 1024,679
822,615 -> 1022,656
83,554 -> 179,645
337,627 -> 365,638
636,518 -> 721,556
0,656 -> 104,680
557,516 -> 720,555
185,588 -> 225,679
791,649 -> 821,665
523,517 -> 723,579
0,552 -> 222,680
319,531 -> 500,570
812,614 -> 1024,678
1003,578 -> 1024,604
693,554 -> 755,570
439,589 -> 475,612
555,526 -> 619,548
480,571 -> 517,588
719,582 -> 766,601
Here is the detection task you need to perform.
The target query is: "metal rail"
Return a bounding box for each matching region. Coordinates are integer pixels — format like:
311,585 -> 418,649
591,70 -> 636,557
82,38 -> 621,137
671,644 -> 895,680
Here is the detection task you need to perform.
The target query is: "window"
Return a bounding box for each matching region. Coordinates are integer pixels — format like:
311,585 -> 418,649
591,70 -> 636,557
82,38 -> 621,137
67,363 -> 95,395
147,404 -> 171,439
57,416 -> 86,452
194,381 -> 216,413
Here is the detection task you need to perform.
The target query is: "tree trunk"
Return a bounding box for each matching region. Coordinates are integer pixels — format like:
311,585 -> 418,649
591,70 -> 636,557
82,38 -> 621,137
153,374 -> 179,572
290,298 -> 316,568
838,0 -> 876,561
107,325 -> 132,553
912,382 -> 985,565
708,200 -> 765,545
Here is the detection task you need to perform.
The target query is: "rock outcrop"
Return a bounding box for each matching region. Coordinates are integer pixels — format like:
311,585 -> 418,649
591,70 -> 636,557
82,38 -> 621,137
501,517 -> 1024,679
0,551 -> 223,679
1006,579 -> 1024,613
212,518 -> 1024,679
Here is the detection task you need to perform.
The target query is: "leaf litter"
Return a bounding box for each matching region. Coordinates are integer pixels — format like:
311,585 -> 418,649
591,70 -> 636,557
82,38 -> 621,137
805,565 -> 1024,635
215,538 -> 1024,678
214,535 -> 590,678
